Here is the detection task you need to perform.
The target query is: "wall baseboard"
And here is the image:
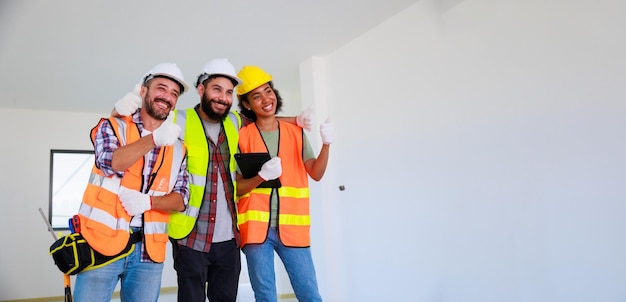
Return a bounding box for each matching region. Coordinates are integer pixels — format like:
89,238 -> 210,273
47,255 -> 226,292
278,293 -> 297,299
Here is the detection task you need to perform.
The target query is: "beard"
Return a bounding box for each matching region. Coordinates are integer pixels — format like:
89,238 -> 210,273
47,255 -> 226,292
144,93 -> 172,121
200,94 -> 232,121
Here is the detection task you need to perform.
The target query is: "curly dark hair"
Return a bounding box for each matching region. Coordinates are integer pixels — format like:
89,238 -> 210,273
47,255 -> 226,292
237,81 -> 283,121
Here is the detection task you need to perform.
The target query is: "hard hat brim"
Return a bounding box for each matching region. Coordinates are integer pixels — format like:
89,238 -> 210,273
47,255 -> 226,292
145,73 -> 189,94
196,73 -> 242,88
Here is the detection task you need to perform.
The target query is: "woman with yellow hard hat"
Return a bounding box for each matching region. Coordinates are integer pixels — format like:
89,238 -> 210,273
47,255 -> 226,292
234,65 -> 334,302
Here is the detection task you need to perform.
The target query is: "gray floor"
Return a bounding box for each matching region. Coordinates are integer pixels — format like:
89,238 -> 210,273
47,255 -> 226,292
154,287 -> 254,302
155,286 -> 255,302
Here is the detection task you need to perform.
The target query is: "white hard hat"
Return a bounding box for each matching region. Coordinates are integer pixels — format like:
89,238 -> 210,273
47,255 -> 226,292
142,63 -> 189,94
195,58 -> 242,88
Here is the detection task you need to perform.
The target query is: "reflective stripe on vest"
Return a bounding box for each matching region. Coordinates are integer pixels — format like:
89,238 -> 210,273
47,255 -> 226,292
168,108 -> 241,239
78,116 -> 185,262
236,122 -> 311,247
138,140 -> 185,262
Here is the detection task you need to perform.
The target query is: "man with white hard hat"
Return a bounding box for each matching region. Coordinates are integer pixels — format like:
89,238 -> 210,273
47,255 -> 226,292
74,63 -> 190,302
113,58 -> 312,302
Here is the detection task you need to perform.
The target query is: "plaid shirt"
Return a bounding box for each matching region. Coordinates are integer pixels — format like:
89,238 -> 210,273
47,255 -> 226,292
93,112 -> 190,262
177,109 -> 250,252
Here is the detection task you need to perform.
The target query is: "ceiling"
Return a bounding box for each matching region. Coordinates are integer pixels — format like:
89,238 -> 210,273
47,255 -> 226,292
0,0 -> 418,114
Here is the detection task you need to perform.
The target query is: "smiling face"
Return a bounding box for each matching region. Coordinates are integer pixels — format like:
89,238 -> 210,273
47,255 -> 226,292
237,81 -> 284,121
198,75 -> 235,122
243,83 -> 277,119
142,76 -> 181,120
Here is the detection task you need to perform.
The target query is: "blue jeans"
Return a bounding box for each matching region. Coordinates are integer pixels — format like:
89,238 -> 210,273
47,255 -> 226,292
242,227 -> 322,302
73,241 -> 163,302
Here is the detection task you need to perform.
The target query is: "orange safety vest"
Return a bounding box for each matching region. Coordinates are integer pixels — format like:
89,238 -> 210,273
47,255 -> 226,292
78,116 -> 185,262
237,121 -> 311,247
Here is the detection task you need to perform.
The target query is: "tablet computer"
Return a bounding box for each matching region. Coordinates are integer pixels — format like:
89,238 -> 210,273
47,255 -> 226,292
234,152 -> 282,188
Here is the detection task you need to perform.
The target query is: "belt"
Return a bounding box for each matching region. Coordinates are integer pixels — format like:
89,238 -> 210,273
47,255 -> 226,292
129,230 -> 143,244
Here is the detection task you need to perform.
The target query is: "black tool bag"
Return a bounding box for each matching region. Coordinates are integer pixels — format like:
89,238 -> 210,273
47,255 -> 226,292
49,231 -> 142,275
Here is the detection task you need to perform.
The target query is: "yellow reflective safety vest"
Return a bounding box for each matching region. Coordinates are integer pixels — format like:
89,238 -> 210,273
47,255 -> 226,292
78,116 -> 186,262
168,108 -> 241,239
237,122 -> 311,247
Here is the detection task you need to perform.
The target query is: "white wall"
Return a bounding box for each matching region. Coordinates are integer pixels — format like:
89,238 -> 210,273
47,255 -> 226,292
2,0 -> 626,301
309,0 -> 626,301
0,109 -> 99,299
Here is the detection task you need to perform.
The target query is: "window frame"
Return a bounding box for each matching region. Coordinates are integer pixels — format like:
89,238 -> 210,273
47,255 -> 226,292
48,149 -> 94,230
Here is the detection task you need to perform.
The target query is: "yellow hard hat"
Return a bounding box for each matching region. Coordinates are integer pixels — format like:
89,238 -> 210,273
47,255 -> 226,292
236,66 -> 272,96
